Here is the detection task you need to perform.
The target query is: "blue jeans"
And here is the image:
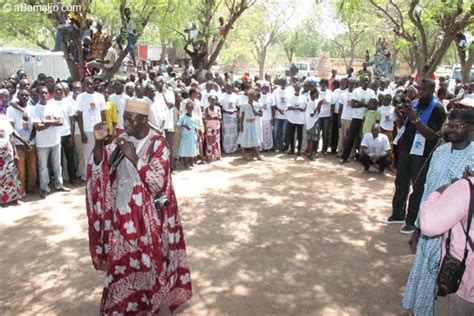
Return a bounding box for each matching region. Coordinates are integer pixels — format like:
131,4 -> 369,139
116,33 -> 137,53
54,24 -> 76,50
37,144 -> 63,192
273,118 -> 288,150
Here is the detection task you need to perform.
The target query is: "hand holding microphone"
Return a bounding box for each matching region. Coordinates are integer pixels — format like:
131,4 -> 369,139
108,133 -> 139,168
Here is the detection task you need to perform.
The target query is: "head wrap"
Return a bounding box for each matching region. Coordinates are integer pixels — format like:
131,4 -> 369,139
407,85 -> 418,95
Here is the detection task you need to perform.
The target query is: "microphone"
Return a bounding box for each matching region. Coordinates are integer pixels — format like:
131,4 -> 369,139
108,134 -> 128,168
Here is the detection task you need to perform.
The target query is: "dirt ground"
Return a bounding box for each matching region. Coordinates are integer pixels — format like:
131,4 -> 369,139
0,153 -> 415,315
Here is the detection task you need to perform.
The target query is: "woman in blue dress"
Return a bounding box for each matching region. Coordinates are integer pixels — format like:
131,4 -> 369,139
239,89 -> 263,160
178,101 -> 199,168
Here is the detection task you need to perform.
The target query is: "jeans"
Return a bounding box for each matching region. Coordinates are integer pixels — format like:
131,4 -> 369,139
61,135 -> 77,182
341,118 -> 362,161
331,113 -> 339,153
165,130 -> 176,170
16,144 -> 37,192
116,33 -> 137,53
37,144 -> 63,192
359,153 -> 390,171
391,151 -> 428,226
286,123 -> 304,152
273,118 -> 288,150
318,117 -> 332,153
53,24 -> 76,50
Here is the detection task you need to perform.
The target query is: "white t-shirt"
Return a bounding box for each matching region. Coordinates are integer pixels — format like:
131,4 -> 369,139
76,92 -> 106,133
125,18 -> 136,34
378,105 -> 395,131
155,89 -> 176,130
6,105 -> 34,145
273,88 -> 289,120
377,87 -> 394,97
339,89 -> 352,120
305,99 -> 319,130
199,82 -> 222,95
259,93 -> 275,121
103,47 -> 117,69
318,89 -> 333,118
142,97 -> 165,129
0,114 -> 14,148
361,133 -> 391,156
220,92 -> 240,118
351,87 -> 376,119
331,88 -> 342,114
201,90 -> 218,108
31,102 -> 63,148
109,93 -> 127,129
287,94 -> 307,125
59,97 -> 76,136
238,94 -> 249,109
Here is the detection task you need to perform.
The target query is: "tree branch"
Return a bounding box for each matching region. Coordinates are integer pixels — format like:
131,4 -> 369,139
407,0 -> 428,67
369,0 -> 415,43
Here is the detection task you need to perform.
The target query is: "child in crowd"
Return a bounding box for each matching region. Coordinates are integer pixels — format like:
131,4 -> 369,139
178,101 -> 199,169
239,89 -> 263,160
304,88 -> 319,160
362,98 -> 381,135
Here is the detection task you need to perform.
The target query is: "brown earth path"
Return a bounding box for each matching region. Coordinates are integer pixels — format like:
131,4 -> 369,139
0,153 -> 414,315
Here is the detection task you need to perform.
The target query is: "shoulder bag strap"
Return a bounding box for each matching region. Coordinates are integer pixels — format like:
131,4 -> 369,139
465,178 -> 474,251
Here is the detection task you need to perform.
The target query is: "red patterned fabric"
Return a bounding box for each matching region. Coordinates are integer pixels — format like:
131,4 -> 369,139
86,132 -> 192,315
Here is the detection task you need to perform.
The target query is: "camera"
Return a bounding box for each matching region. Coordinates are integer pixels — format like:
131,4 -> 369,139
393,93 -> 410,110
154,194 -> 169,209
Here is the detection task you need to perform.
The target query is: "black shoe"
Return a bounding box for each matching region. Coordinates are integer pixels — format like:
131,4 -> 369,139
400,224 -> 416,234
381,215 -> 405,224
39,190 -> 48,199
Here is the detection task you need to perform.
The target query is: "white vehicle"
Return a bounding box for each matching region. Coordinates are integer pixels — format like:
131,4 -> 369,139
286,62 -> 316,79
448,65 -> 474,93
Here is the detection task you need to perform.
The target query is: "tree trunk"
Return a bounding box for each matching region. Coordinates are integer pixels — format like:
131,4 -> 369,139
391,47 -> 400,78
459,42 -> 474,84
257,45 -> 268,79
160,40 -> 167,64
103,49 -> 130,81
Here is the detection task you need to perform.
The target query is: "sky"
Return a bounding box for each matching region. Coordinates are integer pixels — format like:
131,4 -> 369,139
281,0 -> 345,39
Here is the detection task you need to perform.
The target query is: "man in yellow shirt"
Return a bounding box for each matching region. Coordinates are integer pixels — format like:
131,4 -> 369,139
98,83 -> 118,135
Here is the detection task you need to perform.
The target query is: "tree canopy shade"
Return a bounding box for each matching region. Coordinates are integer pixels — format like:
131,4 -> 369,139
2,0 -> 472,81
340,0 -> 474,81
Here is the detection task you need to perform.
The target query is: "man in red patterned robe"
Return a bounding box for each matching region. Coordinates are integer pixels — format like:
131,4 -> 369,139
86,99 -> 192,315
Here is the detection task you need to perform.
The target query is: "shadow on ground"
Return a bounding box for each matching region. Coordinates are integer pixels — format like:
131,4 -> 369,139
0,153 -> 413,315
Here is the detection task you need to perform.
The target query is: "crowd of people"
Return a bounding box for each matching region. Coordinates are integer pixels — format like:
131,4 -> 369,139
1,61 -> 474,314
1,66 -> 473,202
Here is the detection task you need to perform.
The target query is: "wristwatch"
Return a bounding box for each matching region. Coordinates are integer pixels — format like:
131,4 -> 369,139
411,118 -> 420,124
